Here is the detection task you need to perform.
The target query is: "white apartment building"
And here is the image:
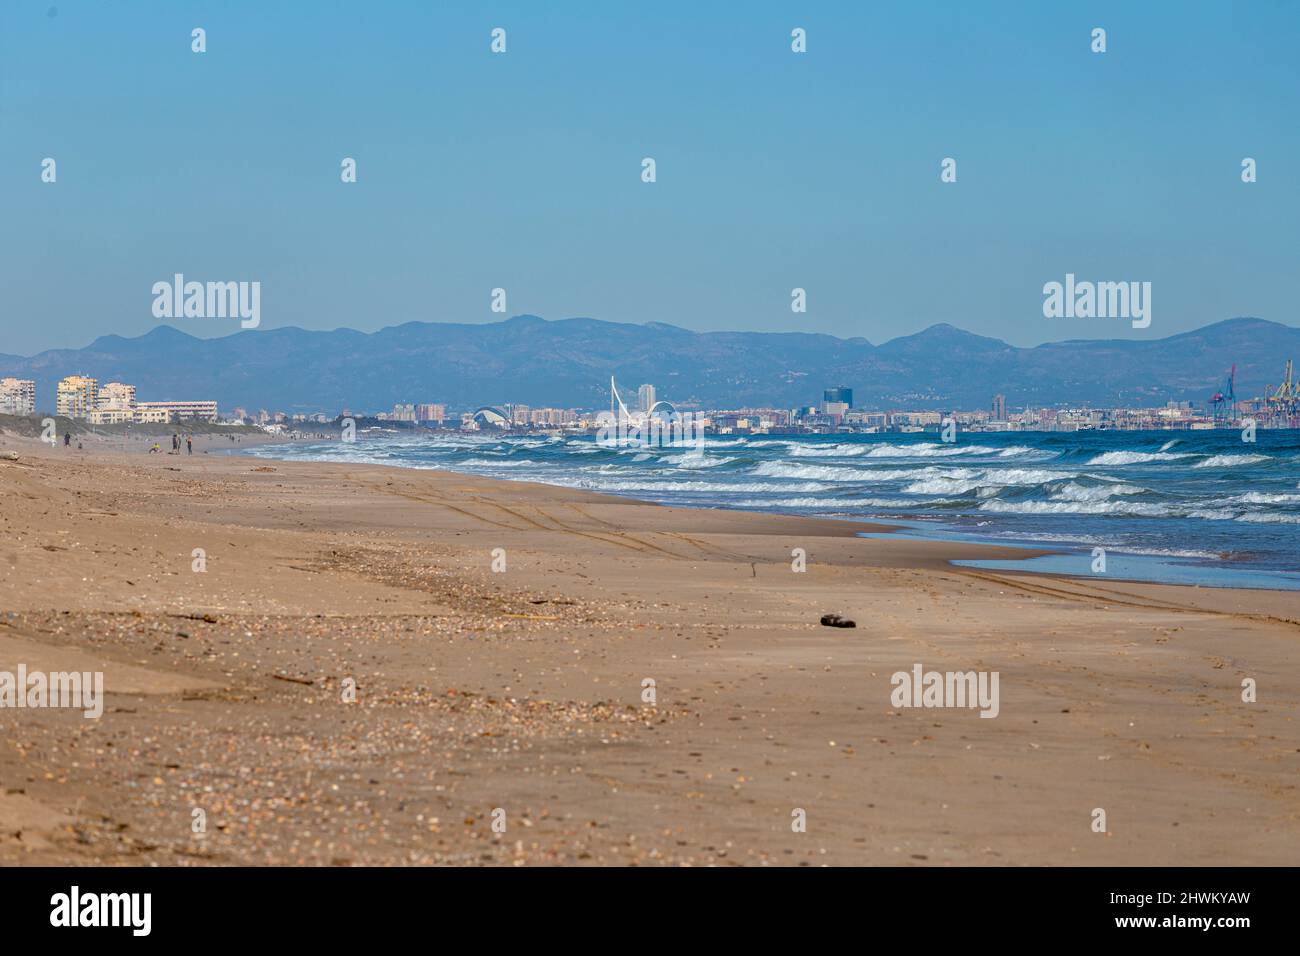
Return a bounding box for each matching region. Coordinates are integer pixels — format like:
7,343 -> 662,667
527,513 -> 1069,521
0,377 -> 36,416
86,406 -> 171,425
135,400 -> 218,422
56,375 -> 99,419
97,382 -> 137,410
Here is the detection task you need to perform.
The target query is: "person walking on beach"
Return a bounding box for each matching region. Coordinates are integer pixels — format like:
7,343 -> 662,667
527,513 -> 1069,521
63,432 -> 71,447
186,435 -> 192,455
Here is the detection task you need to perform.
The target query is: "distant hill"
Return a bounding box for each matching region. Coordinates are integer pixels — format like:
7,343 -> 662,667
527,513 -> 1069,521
2,316 -> 1296,414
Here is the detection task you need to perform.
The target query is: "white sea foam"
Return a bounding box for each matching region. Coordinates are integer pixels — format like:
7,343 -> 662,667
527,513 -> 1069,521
980,497 -> 1296,522
673,455 -> 736,469
753,461 -> 868,481
902,469 -> 1085,495
459,457 -> 537,468
1193,453 -> 1271,468
787,443 -> 872,458
753,461 -> 932,482
732,496 -> 912,509
978,499 -> 1173,517
864,442 -> 1008,459
752,461 -> 1089,491
574,479 -> 829,494
730,497 -> 834,508
901,476 -> 986,495
1211,491 -> 1300,505
1049,481 -> 1147,502
1085,451 -> 1196,466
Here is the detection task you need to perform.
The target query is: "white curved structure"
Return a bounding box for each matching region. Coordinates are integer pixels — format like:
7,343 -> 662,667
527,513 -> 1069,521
610,376 -> 635,422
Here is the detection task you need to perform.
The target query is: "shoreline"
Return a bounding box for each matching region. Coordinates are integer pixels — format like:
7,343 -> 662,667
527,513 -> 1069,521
2,440 -> 1297,865
230,436 -> 1300,595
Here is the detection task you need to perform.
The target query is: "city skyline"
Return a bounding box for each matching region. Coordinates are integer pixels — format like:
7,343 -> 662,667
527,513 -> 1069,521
11,366 -> 1292,434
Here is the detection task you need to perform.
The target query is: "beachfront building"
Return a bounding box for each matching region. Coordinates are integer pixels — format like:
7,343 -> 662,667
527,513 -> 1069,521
85,406 -> 170,425
845,410 -> 888,429
135,400 -> 218,422
56,375 -> 99,419
529,407 -> 577,426
0,377 -> 37,416
97,382 -> 137,410
86,407 -> 133,425
415,403 -> 446,424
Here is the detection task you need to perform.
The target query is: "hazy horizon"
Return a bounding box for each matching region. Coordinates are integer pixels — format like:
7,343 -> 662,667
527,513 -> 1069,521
3,311 -> 1296,361
3,0 -> 1297,354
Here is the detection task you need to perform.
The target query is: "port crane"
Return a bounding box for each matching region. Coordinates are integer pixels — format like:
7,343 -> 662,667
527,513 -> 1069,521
1265,359 -> 1298,412
1208,364 -> 1236,423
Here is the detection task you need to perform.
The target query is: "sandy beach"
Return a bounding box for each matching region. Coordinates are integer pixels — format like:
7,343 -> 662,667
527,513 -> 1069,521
1,435 -> 1296,866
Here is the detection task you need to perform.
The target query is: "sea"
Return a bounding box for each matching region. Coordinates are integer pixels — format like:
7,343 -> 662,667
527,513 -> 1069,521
243,429 -> 1300,590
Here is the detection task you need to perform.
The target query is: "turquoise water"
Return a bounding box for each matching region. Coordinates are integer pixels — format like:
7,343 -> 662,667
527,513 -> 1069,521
862,520 -> 1300,591
244,429 -> 1300,589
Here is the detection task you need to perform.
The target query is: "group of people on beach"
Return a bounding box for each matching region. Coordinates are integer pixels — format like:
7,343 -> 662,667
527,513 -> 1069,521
61,429 -> 195,455
147,432 -> 193,454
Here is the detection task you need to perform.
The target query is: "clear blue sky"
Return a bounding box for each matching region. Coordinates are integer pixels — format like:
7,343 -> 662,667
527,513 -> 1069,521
2,0 -> 1296,355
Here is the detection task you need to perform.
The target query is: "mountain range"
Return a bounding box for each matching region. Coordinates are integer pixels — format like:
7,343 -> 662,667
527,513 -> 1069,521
2,316 -> 1296,414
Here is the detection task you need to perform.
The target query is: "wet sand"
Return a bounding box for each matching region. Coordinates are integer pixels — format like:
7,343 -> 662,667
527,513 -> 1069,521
1,436 -> 1297,865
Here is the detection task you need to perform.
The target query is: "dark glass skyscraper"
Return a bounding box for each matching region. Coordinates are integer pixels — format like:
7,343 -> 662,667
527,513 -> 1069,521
823,386 -> 853,408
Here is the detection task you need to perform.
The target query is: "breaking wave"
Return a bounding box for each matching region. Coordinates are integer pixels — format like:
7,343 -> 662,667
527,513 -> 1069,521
1085,450 -> 1196,466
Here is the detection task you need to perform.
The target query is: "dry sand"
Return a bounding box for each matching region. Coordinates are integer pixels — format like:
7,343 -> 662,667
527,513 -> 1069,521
0,434 -> 1296,865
